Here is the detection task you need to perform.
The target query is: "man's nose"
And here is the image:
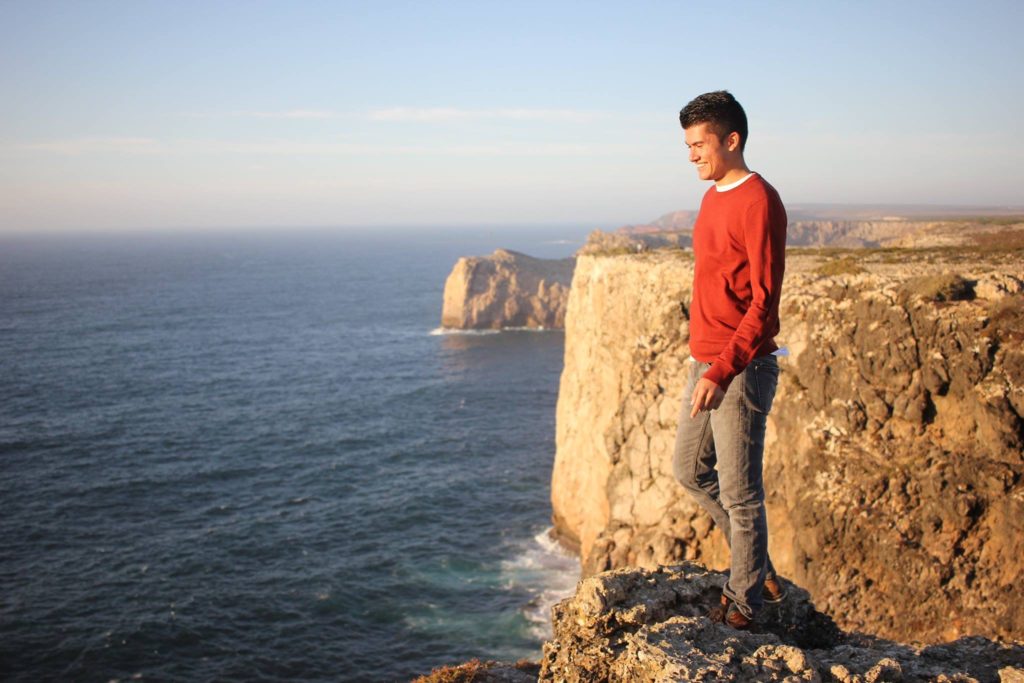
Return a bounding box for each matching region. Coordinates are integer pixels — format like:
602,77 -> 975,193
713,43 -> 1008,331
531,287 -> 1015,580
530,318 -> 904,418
688,148 -> 699,162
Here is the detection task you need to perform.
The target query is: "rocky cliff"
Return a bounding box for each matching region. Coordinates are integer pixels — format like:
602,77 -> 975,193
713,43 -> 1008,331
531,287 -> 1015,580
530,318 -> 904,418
540,564 -> 1024,682
550,246 -> 1024,644
418,564 -> 1024,682
786,220 -> 1024,248
440,249 -> 575,330
577,229 -> 691,255
611,215 -> 1024,250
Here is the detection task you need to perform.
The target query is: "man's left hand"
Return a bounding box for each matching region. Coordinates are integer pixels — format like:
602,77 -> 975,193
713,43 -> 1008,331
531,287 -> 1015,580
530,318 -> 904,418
690,378 -> 725,418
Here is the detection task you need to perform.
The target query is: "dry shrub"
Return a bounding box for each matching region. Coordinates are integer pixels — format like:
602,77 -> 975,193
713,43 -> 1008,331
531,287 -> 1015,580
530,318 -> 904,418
986,294 -> 1024,343
969,226 -> 1024,252
901,273 -> 974,302
815,256 -> 865,277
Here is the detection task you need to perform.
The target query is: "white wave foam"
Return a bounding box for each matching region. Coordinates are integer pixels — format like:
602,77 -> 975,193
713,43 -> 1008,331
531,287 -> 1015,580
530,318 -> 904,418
500,527 -> 580,640
429,326 -> 560,335
429,327 -> 501,336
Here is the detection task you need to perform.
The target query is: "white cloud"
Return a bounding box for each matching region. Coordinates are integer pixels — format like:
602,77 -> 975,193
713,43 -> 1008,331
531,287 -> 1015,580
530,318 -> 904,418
236,110 -> 336,119
368,107 -> 604,123
179,110 -> 338,119
16,137 -> 162,155
11,138 -> 644,158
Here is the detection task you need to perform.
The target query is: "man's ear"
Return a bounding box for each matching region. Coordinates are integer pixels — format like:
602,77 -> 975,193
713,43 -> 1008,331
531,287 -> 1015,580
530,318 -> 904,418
725,131 -> 741,152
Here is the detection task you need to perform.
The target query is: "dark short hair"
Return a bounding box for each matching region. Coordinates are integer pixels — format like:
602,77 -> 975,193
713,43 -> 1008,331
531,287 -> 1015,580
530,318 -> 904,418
679,90 -> 748,151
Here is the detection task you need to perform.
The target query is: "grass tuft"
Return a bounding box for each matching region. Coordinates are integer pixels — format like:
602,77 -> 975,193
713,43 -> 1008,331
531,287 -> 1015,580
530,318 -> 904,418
815,256 -> 865,277
901,273 -> 974,302
986,294 -> 1024,343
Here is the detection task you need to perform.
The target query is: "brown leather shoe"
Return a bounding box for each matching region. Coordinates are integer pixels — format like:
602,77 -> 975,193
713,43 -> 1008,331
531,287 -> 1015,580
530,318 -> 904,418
709,593 -> 752,630
724,602 -> 752,630
763,576 -> 787,603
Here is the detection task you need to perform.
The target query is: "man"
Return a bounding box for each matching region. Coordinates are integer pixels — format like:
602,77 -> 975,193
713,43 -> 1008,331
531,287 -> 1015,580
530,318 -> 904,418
671,90 -> 788,630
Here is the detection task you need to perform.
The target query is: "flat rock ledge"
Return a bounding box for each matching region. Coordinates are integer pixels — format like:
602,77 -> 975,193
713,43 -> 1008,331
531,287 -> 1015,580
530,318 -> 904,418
419,563 -> 1024,682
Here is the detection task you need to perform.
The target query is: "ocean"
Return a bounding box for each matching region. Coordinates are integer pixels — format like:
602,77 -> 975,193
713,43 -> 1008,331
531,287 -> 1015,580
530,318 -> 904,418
0,226 -> 591,682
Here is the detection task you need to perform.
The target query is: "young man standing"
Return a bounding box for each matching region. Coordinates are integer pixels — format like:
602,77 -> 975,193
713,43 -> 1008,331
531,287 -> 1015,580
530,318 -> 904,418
671,91 -> 788,629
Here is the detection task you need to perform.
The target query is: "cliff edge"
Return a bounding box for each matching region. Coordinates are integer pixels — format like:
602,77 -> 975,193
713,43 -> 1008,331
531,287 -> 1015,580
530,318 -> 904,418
418,563 -> 1024,682
541,564 -> 1024,682
550,246 -> 1024,644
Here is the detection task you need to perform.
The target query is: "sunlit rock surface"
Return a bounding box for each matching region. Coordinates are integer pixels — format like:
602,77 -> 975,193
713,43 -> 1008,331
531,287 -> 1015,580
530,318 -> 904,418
550,244 -> 1024,643
538,564 -> 1024,682
440,249 -> 574,330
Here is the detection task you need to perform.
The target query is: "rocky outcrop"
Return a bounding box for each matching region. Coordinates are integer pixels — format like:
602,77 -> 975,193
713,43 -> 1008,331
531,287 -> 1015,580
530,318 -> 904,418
752,219 -> 1024,249
539,563 -> 1024,682
440,249 -> 574,329
576,229 -> 691,256
414,659 -> 540,682
617,210 -> 698,234
550,247 -> 1024,643
786,220 -> 954,248
612,217 -> 1024,250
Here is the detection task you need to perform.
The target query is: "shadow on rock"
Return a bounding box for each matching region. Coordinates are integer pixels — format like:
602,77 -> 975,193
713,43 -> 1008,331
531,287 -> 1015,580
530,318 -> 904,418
538,563 -> 1024,682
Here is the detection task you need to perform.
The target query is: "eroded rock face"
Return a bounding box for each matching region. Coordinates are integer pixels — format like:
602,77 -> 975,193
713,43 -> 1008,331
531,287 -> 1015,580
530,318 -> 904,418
786,220 -> 1024,249
576,229 -> 691,256
539,564 -> 1024,683
440,249 -> 574,330
550,249 -> 1024,643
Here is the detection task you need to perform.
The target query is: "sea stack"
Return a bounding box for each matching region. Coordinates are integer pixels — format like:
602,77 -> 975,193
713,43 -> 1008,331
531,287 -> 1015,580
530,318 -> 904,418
440,248 -> 575,330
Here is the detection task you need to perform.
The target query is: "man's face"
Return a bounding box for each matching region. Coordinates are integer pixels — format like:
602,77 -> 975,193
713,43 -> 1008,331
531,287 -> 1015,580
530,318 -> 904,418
684,123 -> 734,182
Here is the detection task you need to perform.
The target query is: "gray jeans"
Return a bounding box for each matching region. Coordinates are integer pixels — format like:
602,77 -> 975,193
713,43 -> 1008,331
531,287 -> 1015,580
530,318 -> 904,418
672,354 -> 780,618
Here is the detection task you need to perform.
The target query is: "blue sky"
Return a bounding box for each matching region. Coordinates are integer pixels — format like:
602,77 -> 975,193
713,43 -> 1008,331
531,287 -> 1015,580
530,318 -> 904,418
1,0 -> 1022,232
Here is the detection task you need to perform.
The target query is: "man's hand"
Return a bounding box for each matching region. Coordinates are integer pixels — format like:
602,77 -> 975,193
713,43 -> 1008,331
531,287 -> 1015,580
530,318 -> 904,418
690,377 -> 726,418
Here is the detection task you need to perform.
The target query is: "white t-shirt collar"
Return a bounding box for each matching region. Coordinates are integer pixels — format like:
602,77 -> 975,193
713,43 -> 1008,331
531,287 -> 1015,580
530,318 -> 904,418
715,172 -> 757,192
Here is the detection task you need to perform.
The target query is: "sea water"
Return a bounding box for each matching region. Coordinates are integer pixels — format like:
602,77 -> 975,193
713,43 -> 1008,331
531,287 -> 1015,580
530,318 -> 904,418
0,226 -> 588,682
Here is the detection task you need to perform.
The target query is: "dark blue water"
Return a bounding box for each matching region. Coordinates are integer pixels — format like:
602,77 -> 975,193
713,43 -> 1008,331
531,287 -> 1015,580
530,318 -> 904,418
0,227 -> 588,682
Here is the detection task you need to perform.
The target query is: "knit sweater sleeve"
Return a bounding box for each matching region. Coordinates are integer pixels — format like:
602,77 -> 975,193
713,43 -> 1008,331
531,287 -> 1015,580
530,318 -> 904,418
702,196 -> 786,390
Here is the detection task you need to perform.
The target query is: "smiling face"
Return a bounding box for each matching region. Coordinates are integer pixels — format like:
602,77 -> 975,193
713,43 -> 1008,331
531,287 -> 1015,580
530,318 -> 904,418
684,123 -> 745,184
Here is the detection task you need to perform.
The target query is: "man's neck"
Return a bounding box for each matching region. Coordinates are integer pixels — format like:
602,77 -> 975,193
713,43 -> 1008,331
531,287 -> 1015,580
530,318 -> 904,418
714,165 -> 752,187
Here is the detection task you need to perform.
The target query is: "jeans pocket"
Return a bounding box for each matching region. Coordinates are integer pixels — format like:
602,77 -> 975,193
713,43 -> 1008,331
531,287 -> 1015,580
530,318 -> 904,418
744,360 -> 779,415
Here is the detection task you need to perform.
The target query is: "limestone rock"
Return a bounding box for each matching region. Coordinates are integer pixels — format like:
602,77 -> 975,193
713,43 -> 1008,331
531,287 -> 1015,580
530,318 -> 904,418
414,659 -> 540,682
576,229 -> 692,255
538,564 -> 1024,683
550,247 -> 1024,643
786,220 -> 1024,249
440,249 -> 574,329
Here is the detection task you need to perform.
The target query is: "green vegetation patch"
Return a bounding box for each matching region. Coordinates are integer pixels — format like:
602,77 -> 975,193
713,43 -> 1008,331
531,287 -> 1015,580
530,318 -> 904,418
969,227 -> 1024,252
985,294 -> 1024,343
590,246 -> 637,256
788,246 -> 862,257
815,256 -> 865,277
945,216 -> 1024,226
901,273 -> 974,302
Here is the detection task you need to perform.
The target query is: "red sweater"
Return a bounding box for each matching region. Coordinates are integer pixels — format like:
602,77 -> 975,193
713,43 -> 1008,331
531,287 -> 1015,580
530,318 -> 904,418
689,173 -> 787,390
